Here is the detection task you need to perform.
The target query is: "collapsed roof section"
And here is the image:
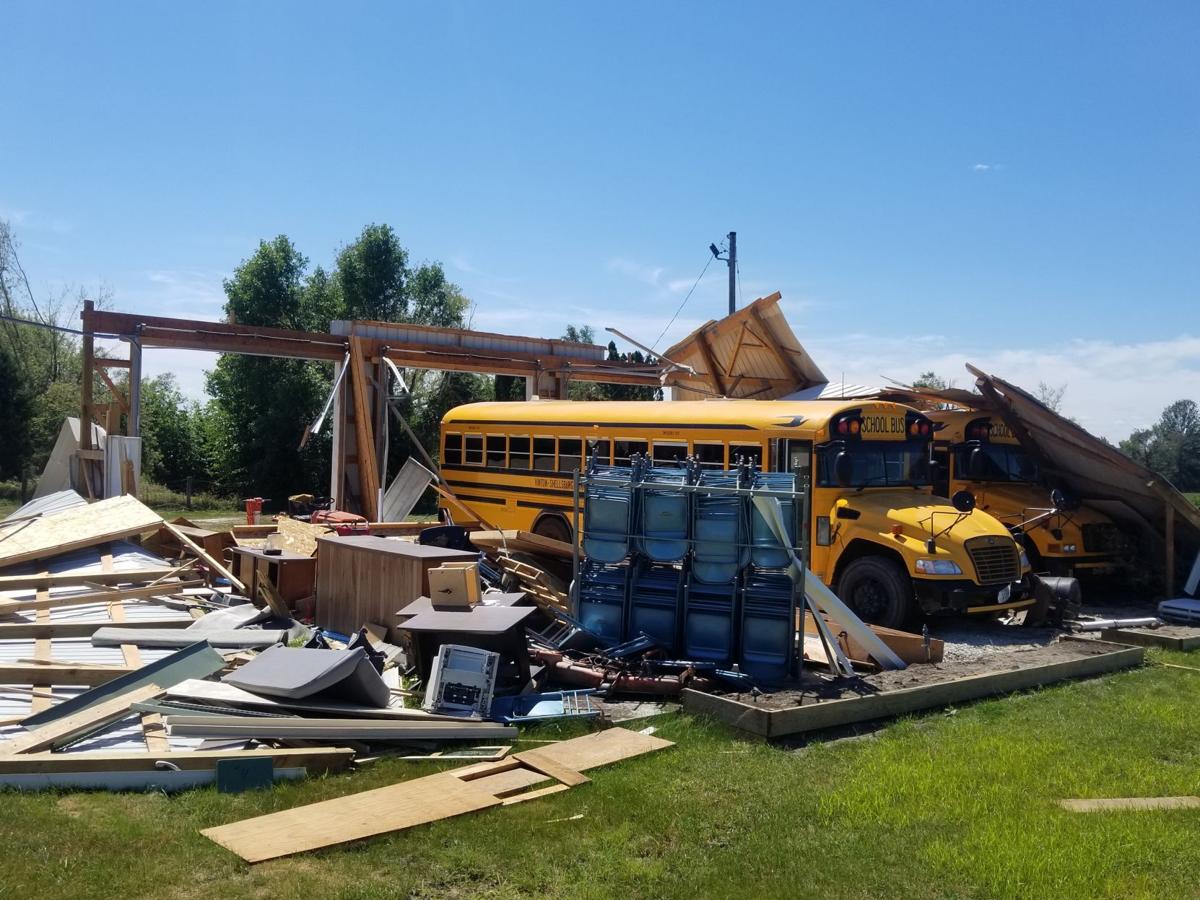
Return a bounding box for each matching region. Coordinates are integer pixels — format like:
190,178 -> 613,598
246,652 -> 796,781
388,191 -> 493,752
881,368 -> 1200,591
662,293 -> 827,400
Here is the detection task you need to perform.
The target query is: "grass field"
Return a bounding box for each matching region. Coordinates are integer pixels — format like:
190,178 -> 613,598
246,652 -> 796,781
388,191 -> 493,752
2,648 -> 1199,899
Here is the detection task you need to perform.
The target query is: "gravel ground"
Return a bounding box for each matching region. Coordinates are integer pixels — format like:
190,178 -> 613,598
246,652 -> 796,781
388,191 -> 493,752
927,617 -> 1060,663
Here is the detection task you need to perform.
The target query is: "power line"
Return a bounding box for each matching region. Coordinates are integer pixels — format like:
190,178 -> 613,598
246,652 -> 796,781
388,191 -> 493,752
651,253 -> 715,353
0,311 -> 116,339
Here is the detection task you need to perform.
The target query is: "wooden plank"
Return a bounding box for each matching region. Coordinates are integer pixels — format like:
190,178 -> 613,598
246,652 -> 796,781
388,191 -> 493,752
201,770 -> 502,863
682,642 -> 1145,738
1165,502 -> 1176,597
349,336 -> 381,521
0,619 -> 191,640
0,684 -> 162,754
512,749 -> 590,786
0,568 -> 180,591
163,522 -> 246,593
165,721 -> 517,741
0,495 -> 162,570
1060,796 -> 1200,812
1101,627 -> 1200,651
501,783 -> 571,806
520,727 -> 674,773
470,529 -> 574,560
0,579 -> 202,615
0,664 -> 140,687
0,746 -> 355,775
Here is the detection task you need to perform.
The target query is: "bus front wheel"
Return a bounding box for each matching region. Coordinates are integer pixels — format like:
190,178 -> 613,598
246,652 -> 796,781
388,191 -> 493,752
532,514 -> 572,546
836,556 -> 913,629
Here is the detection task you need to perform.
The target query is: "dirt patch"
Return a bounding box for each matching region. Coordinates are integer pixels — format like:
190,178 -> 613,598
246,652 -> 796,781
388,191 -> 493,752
721,638 -> 1122,710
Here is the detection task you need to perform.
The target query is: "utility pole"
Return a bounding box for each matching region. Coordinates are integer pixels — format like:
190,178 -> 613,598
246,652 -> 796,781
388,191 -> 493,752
726,231 -> 737,315
709,231 -> 738,315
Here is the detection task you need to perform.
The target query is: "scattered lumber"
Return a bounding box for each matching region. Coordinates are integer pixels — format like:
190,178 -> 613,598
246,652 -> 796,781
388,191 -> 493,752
0,579 -> 203,616
493,556 -> 570,615
201,727 -> 673,862
0,664 -> 141,687
1059,797 -> 1200,812
0,568 -> 181,591
470,529 -> 574,560
0,746 -> 356,775
163,522 -> 246,593
0,683 -> 163,754
0,495 -> 162,569
163,715 -> 518,741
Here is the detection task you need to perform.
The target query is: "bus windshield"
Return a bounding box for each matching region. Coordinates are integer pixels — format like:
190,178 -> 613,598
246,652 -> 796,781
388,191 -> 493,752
953,443 -> 1038,483
817,441 -> 931,488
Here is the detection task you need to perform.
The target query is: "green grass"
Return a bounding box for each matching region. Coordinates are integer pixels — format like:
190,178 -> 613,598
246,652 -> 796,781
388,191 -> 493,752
1186,493 -> 1200,508
3,649 -> 1200,899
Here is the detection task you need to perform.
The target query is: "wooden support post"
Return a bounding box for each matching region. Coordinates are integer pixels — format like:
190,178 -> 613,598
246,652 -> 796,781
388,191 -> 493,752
79,298 -> 96,496
1165,501 -> 1176,597
127,337 -> 142,437
697,329 -> 728,395
349,336 -> 380,521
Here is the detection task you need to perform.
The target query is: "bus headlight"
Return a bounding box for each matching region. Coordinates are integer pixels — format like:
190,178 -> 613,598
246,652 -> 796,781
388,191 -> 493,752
1062,544 -> 1076,553
915,558 -> 963,576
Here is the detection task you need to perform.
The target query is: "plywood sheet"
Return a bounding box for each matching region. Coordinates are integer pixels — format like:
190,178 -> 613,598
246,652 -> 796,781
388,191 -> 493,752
531,726 -> 675,772
201,770 -> 502,863
0,496 -> 162,570
1059,796 -> 1200,812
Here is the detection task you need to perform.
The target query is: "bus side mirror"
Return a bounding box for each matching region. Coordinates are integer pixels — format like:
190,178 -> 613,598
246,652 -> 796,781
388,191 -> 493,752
967,446 -> 987,479
1050,487 -> 1080,511
834,451 -> 853,487
952,490 -> 976,513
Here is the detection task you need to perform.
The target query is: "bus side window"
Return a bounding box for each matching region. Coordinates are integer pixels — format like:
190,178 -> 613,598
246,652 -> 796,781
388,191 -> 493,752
730,443 -> 763,468
614,439 -> 648,466
586,438 -> 611,466
693,442 -> 725,469
533,437 -> 555,471
486,435 -> 506,468
443,433 -> 462,465
652,441 -> 687,467
464,434 -> 484,466
509,435 -> 531,469
558,438 -> 582,473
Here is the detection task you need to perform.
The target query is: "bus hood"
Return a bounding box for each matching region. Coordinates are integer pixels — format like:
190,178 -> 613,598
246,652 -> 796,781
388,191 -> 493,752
838,490 -> 1015,542
972,483 -> 1112,529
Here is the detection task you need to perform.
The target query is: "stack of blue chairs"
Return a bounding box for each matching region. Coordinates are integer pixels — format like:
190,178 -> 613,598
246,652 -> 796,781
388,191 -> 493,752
691,469 -> 749,584
582,465 -> 637,564
750,471 -> 799,568
628,562 -> 684,651
637,467 -> 691,563
739,568 -> 795,681
576,560 -> 629,647
683,573 -> 739,664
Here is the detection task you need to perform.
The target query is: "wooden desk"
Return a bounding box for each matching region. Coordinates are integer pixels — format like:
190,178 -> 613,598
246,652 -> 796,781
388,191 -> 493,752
227,547 -> 316,611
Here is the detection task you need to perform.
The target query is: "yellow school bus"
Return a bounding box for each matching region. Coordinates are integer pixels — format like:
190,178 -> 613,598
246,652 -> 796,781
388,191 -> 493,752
928,409 -> 1120,577
440,399 -> 1034,627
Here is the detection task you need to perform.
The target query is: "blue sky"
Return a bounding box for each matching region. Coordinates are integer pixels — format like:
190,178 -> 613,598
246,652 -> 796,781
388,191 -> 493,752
2,1 -> 1197,439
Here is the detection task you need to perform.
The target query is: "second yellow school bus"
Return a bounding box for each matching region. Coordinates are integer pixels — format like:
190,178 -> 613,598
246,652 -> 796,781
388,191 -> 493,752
440,398 -> 1033,627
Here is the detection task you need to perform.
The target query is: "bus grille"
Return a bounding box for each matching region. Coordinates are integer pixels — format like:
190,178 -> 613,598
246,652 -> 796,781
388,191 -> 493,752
966,536 -> 1020,585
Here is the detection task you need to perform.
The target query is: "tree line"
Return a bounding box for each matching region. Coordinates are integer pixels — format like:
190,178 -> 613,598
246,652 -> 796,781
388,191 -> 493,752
0,221 -> 654,505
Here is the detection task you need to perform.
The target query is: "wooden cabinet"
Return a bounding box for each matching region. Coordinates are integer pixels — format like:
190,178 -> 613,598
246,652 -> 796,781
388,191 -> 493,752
314,535 -> 477,641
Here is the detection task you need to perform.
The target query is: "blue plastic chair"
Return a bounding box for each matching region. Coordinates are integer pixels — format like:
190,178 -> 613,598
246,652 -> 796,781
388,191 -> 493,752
637,467 -> 691,563
628,562 -> 684,654
691,470 -> 750,584
750,471 -> 799,569
740,568 -> 795,681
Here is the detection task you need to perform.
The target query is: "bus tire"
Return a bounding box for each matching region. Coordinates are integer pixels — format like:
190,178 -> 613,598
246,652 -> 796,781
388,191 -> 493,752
835,556 -> 913,629
532,513 -> 572,546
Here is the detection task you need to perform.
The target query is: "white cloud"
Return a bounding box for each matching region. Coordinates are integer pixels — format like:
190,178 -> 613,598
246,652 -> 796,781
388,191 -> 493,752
127,269 -> 226,321
608,258 -> 665,288
971,162 -> 1004,173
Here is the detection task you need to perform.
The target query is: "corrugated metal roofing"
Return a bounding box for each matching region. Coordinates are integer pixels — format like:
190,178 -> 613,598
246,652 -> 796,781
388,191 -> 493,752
2,490 -> 88,523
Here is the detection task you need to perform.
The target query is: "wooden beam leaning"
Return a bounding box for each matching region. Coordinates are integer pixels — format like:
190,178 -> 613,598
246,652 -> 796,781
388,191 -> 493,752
0,580 -> 203,616
349,336 -> 381,521
0,747 -> 356,775
162,522 -> 245,593
0,683 -> 163,754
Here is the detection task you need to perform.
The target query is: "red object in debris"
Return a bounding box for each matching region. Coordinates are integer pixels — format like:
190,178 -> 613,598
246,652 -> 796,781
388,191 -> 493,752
244,497 -> 264,525
311,509 -> 370,535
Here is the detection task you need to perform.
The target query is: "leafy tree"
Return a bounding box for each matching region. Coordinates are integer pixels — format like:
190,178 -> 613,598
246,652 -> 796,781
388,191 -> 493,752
1119,399 -> 1200,492
139,374 -> 207,487
0,347 -> 33,480
205,237 -> 333,502
912,371 -> 950,390
1035,381 -> 1067,413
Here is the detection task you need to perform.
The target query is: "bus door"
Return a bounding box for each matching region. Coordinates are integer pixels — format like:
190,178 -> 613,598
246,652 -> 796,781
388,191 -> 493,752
931,442 -> 951,498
